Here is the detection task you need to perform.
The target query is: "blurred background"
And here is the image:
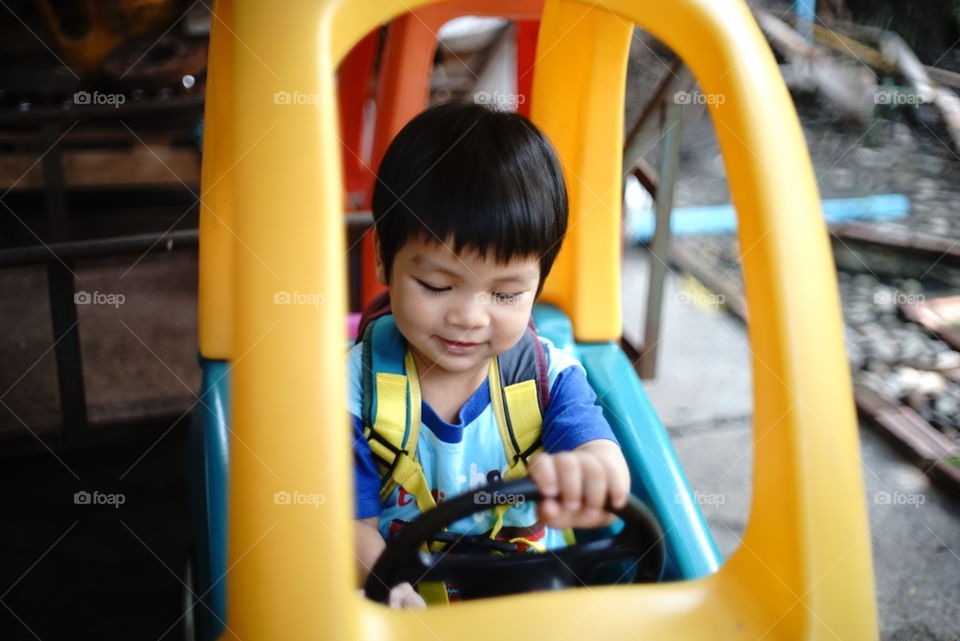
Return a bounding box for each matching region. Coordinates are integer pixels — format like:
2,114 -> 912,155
0,0 -> 957,639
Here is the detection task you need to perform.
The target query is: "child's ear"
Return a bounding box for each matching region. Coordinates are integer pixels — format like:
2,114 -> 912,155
373,229 -> 387,285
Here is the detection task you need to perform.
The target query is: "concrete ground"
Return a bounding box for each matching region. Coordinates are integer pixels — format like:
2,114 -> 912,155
622,245 -> 960,640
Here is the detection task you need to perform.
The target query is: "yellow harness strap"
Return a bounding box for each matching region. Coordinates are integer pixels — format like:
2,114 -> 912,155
366,352 -> 448,603
367,354 -> 434,510
488,364 -> 544,538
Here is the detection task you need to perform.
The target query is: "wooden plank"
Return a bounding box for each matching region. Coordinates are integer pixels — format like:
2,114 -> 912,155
811,23 -> 890,70
0,144 -> 201,189
901,297 -> 960,353
927,65 -> 960,90
833,221 -> 960,263
854,384 -> 960,492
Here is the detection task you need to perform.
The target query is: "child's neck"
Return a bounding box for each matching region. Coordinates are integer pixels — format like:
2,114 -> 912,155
410,353 -> 491,424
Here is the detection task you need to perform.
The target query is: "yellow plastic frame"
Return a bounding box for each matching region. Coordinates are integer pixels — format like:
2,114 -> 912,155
198,0 -> 878,638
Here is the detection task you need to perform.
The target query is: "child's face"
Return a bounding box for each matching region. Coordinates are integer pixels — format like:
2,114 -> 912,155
376,235 -> 541,382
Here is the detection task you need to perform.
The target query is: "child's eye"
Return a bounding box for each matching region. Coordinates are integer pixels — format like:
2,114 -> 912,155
417,280 -> 450,295
492,291 -> 521,304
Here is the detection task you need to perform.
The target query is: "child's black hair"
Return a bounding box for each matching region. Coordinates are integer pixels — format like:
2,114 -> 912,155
372,101 -> 568,295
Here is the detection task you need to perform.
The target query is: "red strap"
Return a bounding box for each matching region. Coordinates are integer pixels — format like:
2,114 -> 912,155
356,290 -> 391,339
526,318 -> 551,409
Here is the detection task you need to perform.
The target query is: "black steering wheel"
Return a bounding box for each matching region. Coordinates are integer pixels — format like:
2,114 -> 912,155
364,479 -> 666,603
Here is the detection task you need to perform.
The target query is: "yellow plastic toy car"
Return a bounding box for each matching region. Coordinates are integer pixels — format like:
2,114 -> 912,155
187,1 -> 878,639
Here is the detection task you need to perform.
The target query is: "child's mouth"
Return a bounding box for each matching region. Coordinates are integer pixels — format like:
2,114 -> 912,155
438,337 -> 482,354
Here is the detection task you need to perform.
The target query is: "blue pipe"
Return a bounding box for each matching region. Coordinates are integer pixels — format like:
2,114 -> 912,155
626,194 -> 910,243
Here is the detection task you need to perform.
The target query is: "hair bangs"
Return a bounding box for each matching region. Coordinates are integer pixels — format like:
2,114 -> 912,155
373,102 -> 568,291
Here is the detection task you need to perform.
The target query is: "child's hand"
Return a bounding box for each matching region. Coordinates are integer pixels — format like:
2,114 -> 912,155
527,440 -> 630,530
388,582 -> 426,609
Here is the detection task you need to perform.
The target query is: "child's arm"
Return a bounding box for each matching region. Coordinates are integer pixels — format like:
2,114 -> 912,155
355,516 -> 386,587
355,517 -> 426,608
527,439 -> 630,530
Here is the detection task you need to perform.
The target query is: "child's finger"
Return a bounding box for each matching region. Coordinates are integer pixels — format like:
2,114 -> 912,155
537,497 -> 560,526
580,453 -> 606,512
607,460 -> 630,510
406,590 -> 427,608
388,583 -> 407,608
554,453 -> 582,511
527,452 -> 559,498
544,500 -> 575,530
388,582 -> 426,609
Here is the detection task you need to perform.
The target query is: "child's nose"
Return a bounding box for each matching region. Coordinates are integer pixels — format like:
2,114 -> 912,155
446,295 -> 490,330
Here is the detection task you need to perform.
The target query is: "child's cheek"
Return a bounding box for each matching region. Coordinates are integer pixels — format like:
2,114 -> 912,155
404,289 -> 437,324
498,304 -> 532,346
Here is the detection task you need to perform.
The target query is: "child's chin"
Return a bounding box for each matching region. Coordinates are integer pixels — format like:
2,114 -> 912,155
432,351 -> 489,373
435,352 -> 481,367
